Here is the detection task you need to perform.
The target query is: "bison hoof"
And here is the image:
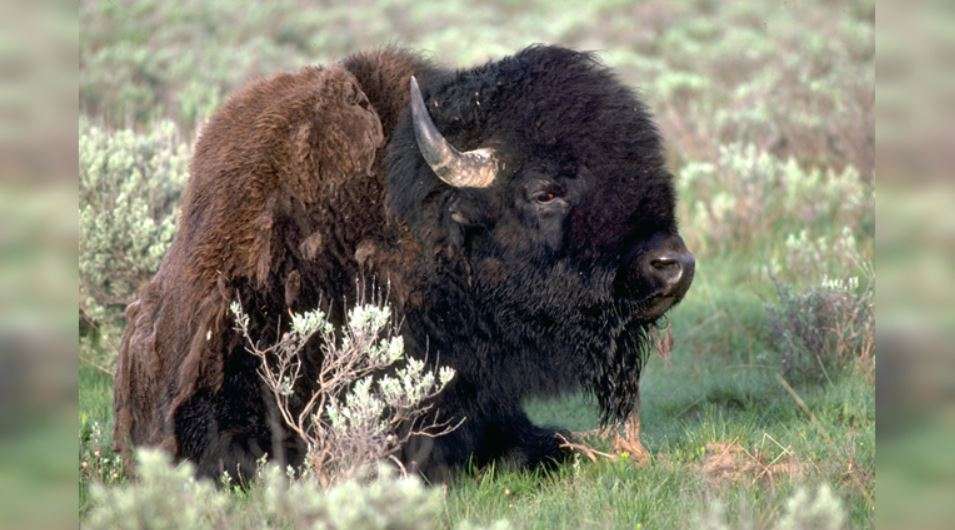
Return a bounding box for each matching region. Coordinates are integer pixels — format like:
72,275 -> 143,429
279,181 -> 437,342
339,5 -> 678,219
510,427 -> 574,470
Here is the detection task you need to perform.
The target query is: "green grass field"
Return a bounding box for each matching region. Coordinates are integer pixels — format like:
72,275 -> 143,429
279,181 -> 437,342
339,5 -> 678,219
79,0 -> 874,527
79,256 -> 875,527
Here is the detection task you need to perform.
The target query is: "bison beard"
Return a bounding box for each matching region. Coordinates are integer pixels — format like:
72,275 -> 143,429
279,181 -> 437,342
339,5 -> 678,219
112,45 -> 693,481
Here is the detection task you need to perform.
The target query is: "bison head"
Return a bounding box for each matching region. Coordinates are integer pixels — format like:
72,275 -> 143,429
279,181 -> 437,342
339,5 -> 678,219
385,45 -> 694,420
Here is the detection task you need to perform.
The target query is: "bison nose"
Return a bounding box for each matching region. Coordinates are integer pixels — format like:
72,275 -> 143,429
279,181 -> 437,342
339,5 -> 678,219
645,249 -> 695,298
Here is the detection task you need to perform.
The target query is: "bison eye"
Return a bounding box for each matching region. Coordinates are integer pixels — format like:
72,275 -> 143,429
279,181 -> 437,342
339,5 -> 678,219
532,190 -> 559,204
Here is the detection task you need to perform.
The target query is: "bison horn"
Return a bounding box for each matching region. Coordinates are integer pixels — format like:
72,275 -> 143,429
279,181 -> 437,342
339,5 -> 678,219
409,76 -> 498,188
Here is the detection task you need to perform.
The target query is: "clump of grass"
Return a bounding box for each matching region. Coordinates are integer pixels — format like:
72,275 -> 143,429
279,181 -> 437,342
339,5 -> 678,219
768,274 -> 874,383
699,440 -> 803,487
79,419 -> 124,487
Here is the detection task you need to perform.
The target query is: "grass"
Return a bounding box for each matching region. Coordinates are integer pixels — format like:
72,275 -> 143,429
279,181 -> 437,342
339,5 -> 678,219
78,0 -> 874,527
443,259 -> 875,529
78,256 -> 875,527
79,364 -> 115,514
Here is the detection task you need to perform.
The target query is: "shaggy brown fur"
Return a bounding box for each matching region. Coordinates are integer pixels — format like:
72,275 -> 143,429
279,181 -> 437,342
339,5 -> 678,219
113,50 -> 426,472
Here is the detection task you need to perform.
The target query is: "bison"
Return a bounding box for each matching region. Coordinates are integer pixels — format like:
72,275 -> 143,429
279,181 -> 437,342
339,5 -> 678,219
113,45 -> 695,481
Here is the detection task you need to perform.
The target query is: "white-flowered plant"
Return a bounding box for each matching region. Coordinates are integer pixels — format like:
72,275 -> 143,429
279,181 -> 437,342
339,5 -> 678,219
767,266 -> 874,381
776,484 -> 846,530
765,225 -> 868,283
230,294 -> 459,486
85,448 -> 510,530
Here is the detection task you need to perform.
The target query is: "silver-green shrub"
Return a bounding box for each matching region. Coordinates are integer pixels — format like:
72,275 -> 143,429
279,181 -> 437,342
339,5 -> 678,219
251,462 -> 448,530
79,121 -> 188,355
677,144 -> 871,256
693,484 -> 846,530
766,226 -> 868,284
775,484 -> 846,530
85,448 -> 510,530
764,222 -> 874,381
768,271 -> 874,382
85,449 -> 228,530
231,297 -> 458,487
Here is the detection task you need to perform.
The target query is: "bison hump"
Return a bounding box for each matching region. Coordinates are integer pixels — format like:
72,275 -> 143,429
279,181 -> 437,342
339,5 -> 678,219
183,65 -> 385,287
113,64 -> 390,461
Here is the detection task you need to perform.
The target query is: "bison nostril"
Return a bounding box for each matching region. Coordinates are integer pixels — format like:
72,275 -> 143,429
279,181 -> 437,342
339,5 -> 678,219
651,256 -> 680,270
650,254 -> 683,280
645,251 -> 694,294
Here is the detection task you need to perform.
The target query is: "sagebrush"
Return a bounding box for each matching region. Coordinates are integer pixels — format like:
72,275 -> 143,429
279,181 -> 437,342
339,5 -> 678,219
694,484 -> 847,530
79,120 -> 188,362
86,448 -> 510,530
769,274 -> 874,382
232,296 -> 458,486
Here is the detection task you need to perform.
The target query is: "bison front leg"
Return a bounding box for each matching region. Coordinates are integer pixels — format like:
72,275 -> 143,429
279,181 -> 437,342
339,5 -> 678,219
606,412 -> 650,464
562,412 -> 650,465
174,356 -> 306,482
494,411 -> 575,470
406,396 -> 574,478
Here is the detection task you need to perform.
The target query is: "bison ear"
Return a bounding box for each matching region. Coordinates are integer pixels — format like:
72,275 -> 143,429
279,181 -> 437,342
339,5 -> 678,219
444,193 -> 495,251
446,194 -> 489,227
448,201 -> 474,226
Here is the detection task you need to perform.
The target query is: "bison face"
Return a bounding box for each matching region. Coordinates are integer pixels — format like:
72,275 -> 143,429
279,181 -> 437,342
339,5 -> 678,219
387,46 -> 694,338
391,76 -> 693,327
436,154 -> 695,324
384,45 -> 696,415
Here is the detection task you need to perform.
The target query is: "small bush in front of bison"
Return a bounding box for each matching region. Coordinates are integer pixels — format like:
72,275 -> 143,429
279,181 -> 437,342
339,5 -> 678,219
768,272 -> 874,383
230,294 -> 459,486
85,450 -> 229,530
84,297 -> 506,529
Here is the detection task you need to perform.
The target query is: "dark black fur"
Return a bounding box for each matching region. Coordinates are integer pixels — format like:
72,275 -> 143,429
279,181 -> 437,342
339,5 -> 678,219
383,46 -> 679,476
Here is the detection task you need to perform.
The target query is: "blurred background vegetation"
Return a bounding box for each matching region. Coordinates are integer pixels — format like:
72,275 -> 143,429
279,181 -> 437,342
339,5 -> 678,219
876,2 -> 955,529
72,1 -> 884,528
79,0 -> 876,370
1,1 -> 77,529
